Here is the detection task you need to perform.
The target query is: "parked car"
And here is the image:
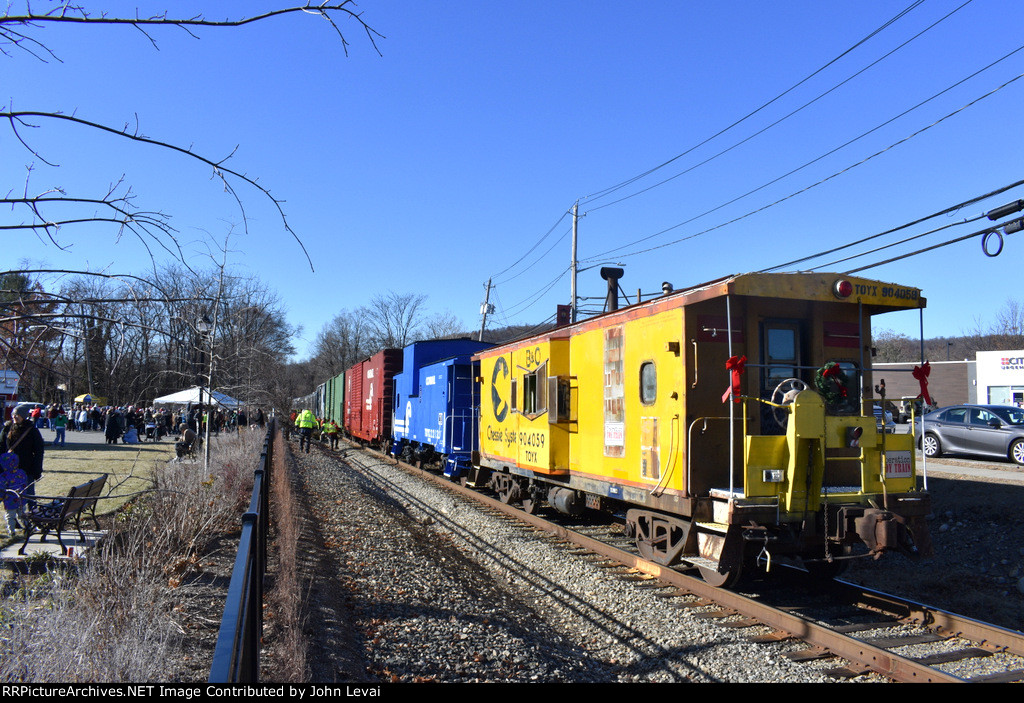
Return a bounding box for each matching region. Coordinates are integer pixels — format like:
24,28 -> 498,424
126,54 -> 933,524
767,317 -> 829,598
895,399 -> 924,424
915,404 -> 1024,464
872,403 -> 896,433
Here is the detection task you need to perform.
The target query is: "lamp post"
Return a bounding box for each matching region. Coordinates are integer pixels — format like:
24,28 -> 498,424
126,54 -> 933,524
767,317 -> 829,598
197,313 -> 214,471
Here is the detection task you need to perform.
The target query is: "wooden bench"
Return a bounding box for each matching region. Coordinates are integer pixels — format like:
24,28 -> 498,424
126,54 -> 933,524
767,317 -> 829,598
18,474 -> 108,556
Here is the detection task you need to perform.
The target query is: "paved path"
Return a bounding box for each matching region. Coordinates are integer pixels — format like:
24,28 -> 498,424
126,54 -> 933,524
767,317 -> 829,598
917,453 -> 1024,485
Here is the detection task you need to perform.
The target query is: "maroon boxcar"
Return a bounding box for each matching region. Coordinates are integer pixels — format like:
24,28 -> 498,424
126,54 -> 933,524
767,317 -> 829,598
344,349 -> 403,445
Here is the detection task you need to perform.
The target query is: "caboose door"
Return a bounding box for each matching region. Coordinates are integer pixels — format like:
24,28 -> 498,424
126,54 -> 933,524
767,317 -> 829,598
760,320 -> 803,434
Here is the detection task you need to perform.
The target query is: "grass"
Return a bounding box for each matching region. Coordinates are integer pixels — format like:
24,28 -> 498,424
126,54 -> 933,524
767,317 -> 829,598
2,429 -> 230,543
35,428 -> 172,493
0,427 -> 261,681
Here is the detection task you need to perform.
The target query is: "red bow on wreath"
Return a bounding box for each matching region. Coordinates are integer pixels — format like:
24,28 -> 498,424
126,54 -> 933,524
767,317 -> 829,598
822,363 -> 848,398
912,361 -> 933,406
722,355 -> 747,404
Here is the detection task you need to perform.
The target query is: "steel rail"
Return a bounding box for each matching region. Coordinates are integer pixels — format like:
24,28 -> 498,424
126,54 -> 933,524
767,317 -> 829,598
828,579 -> 1024,658
367,449 -> 968,683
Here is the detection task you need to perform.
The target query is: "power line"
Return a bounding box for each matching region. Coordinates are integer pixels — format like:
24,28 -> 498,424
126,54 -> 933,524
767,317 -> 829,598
482,2 -> 962,326
493,226 -> 571,286
844,217 -> 1021,275
760,178 -> 1024,273
580,0 -> 929,205
579,60 -> 1024,265
490,209 -> 569,284
584,0 -> 974,215
497,266 -> 569,319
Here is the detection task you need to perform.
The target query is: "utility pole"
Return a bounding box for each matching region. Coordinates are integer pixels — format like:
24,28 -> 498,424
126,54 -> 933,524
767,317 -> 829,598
478,278 -> 493,342
571,201 -> 579,323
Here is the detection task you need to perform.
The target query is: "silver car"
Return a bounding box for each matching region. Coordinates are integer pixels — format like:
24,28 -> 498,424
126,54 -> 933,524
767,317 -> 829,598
918,404 -> 1024,465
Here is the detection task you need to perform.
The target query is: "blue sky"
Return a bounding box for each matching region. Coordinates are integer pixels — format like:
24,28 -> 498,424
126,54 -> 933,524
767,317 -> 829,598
4,1 -> 1024,360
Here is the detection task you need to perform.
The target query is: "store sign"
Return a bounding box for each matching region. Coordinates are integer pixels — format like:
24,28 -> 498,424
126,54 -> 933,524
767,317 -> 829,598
1001,357 -> 1024,372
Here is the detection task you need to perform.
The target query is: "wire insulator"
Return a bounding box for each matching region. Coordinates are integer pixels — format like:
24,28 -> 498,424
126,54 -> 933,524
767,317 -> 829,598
986,199 -> 1024,221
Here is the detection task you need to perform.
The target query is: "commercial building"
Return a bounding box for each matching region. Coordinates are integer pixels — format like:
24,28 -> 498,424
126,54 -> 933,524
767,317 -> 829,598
873,359 -> 976,411
976,350 -> 1024,406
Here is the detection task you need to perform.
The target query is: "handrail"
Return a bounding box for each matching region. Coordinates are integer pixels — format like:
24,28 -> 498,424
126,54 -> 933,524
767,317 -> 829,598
208,418 -> 275,683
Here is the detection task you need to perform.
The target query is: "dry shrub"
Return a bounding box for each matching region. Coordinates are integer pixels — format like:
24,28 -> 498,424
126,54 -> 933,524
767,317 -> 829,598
262,430 -> 306,681
0,429 -> 263,682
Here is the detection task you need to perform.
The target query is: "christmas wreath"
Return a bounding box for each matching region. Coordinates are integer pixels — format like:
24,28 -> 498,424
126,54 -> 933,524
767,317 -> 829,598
815,362 -> 848,407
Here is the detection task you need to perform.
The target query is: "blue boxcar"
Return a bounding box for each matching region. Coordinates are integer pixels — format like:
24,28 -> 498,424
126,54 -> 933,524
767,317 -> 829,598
391,338 -> 493,478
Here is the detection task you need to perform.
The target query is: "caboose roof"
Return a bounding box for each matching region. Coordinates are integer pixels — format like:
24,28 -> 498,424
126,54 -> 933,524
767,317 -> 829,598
475,271 -> 924,357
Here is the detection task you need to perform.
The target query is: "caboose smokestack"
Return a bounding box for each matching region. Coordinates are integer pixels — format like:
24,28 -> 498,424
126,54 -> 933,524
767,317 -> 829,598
600,267 -> 624,312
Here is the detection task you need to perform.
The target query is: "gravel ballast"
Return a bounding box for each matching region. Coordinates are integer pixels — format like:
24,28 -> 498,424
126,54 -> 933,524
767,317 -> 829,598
284,443 -> 870,683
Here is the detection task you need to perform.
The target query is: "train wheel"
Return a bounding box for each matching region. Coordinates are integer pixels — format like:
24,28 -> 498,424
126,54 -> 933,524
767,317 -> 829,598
628,510 -> 687,566
698,564 -> 741,589
693,527 -> 747,588
521,495 -> 537,514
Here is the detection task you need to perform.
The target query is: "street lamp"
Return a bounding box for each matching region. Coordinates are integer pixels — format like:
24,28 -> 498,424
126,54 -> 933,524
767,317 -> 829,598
196,313 -> 215,470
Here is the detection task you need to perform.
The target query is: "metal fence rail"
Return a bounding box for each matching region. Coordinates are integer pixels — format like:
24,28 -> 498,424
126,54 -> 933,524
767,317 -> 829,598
208,419 -> 274,683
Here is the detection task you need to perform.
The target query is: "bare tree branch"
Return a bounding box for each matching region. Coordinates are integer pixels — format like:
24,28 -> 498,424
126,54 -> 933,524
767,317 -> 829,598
3,109 -> 319,270
1,2 -> 384,57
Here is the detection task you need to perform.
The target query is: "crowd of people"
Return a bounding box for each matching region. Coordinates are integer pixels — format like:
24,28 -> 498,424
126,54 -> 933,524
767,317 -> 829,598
15,402 -> 268,445
0,398 -> 271,539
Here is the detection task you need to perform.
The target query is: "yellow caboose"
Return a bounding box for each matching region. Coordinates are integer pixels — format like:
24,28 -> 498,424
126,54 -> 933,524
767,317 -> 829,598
473,272 -> 931,585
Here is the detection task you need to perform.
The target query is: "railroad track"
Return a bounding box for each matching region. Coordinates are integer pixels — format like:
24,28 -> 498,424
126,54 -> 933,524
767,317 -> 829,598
342,443 -> 1024,683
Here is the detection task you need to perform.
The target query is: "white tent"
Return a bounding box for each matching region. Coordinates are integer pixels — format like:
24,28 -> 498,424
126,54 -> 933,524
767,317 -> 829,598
152,386 -> 244,409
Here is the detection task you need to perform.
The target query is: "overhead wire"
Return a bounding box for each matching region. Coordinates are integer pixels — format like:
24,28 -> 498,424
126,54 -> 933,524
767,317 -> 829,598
808,215 -> 983,271
584,0 -> 975,215
493,226 -> 572,286
579,55 -> 1024,265
760,177 -> 1024,272
580,0 -> 929,205
478,1 -> 965,325
479,1 -> 998,328
496,266 -> 570,319
843,218 -> 1019,274
490,209 -> 570,284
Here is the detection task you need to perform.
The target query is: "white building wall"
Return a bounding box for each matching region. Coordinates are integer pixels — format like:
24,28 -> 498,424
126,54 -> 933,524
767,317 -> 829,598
976,350 -> 1024,405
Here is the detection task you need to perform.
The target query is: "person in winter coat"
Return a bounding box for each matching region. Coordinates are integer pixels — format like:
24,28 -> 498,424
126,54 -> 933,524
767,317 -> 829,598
0,451 -> 27,535
104,409 -> 123,445
296,408 -> 317,453
0,404 -> 45,498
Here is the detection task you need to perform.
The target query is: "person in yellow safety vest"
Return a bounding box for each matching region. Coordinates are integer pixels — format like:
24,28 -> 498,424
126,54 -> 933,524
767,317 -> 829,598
322,418 -> 340,450
297,408 -> 317,454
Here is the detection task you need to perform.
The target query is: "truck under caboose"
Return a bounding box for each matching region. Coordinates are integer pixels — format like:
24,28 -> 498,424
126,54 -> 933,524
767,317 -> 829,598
471,272 -> 931,586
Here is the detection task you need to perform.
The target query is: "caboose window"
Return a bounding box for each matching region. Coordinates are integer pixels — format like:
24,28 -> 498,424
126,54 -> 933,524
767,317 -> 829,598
640,362 -> 656,405
763,321 -> 802,391
523,373 -> 537,414
521,362 -> 548,418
